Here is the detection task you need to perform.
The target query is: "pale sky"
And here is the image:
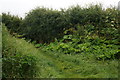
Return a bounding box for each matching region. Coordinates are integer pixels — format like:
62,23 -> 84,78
0,0 -> 120,18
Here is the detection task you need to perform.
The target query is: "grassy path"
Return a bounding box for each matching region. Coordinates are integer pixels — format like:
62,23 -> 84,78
34,51 -> 65,78
39,51 -> 84,78
37,50 -> 118,78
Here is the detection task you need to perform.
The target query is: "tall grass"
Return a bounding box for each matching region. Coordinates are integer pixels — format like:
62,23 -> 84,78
2,25 -> 39,78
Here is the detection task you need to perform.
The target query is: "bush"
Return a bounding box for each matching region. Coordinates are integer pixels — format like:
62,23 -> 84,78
22,7 -> 68,43
2,13 -> 22,33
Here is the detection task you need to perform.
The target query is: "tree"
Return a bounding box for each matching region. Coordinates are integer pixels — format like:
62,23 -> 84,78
23,7 -> 68,43
2,13 -> 22,33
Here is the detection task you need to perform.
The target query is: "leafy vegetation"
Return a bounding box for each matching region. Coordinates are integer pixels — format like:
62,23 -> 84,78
19,8 -> 68,43
2,4 -> 120,78
40,24 -> 119,60
2,13 -> 22,33
2,5 -> 119,43
2,25 -> 38,78
2,25 -> 119,78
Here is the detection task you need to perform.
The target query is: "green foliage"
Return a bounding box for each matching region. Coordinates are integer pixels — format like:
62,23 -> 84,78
65,4 -> 104,26
22,7 -> 68,43
2,4 -> 119,78
65,5 -> 119,39
2,25 -> 119,78
41,25 -> 119,60
2,25 -> 38,78
2,54 -> 37,78
2,5 -> 119,43
2,13 -> 22,33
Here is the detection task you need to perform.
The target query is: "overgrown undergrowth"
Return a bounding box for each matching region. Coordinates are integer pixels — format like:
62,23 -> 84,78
2,25 -> 119,78
2,4 -> 120,78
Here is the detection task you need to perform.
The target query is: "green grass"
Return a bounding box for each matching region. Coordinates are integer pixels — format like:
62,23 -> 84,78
39,50 -> 118,78
2,25 -> 64,78
2,25 -> 119,78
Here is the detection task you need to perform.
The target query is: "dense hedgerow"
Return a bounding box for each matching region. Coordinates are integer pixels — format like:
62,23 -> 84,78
2,4 -> 119,43
2,25 -> 38,78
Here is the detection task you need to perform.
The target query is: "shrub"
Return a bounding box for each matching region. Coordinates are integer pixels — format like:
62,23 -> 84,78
2,13 -> 22,33
22,7 -> 68,43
